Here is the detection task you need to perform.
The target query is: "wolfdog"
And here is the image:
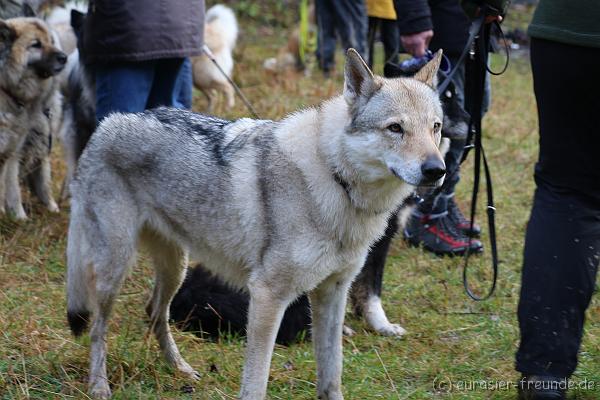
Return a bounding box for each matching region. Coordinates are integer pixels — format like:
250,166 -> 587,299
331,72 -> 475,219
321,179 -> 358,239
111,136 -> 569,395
67,49 -> 445,399
170,65 -> 472,341
0,17 -> 66,219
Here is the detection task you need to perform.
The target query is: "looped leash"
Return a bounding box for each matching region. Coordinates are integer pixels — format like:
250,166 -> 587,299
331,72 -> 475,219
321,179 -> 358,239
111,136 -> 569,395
461,6 -> 506,301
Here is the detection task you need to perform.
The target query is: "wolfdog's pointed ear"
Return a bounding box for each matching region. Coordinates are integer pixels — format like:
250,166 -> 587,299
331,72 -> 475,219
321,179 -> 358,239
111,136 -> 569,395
344,48 -> 378,105
414,50 -> 443,89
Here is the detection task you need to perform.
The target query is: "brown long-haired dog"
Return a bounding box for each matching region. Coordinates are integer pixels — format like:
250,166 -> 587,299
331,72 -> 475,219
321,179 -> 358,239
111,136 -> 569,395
0,17 -> 66,219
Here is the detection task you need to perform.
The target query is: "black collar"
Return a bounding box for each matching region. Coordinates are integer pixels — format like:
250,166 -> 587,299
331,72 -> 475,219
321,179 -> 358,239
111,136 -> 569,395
332,171 -> 399,216
333,172 -> 351,198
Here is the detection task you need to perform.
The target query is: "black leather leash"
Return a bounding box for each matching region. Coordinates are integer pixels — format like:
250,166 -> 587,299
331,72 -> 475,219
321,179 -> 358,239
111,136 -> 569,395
461,13 -> 509,301
434,12 -> 509,301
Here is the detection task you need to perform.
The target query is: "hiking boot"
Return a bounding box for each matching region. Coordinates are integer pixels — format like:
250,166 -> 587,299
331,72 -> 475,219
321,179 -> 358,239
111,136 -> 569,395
447,195 -> 481,238
518,375 -> 567,400
404,212 -> 483,256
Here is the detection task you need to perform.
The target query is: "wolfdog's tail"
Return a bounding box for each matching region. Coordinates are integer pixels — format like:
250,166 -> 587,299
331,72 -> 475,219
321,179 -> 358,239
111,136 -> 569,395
66,201 -> 92,337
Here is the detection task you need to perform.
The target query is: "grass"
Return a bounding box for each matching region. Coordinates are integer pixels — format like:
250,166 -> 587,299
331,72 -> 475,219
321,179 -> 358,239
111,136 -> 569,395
1,8 -> 599,400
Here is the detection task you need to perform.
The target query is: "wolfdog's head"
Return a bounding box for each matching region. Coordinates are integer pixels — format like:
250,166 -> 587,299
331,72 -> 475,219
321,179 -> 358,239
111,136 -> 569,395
0,17 -> 67,100
342,49 -> 445,187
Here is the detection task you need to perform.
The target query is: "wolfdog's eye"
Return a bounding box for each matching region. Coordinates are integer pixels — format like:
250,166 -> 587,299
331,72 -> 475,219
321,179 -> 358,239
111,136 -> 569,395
30,40 -> 42,49
434,122 -> 442,131
387,123 -> 403,134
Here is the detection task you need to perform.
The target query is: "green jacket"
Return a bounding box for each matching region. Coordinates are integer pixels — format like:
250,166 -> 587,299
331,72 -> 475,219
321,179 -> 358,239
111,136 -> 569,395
529,0 -> 600,48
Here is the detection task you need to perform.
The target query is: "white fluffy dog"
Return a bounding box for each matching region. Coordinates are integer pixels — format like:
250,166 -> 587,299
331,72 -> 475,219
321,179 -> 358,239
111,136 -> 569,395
192,5 -> 238,111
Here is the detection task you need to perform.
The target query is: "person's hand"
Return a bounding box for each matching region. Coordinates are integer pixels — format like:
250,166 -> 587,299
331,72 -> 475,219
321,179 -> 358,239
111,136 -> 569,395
400,30 -> 433,57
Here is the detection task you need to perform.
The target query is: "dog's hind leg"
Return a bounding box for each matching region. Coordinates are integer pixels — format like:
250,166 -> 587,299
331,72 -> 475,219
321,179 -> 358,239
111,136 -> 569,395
199,88 -> 215,112
219,81 -> 235,109
309,272 -> 355,400
140,230 -> 199,380
67,195 -> 140,399
88,253 -> 136,399
4,156 -> 26,219
350,211 -> 406,337
27,158 -> 59,213
240,279 -> 291,399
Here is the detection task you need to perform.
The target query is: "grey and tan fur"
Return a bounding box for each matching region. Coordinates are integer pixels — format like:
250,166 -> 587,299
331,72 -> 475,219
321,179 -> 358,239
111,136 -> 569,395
0,16 -> 66,219
67,49 -> 445,399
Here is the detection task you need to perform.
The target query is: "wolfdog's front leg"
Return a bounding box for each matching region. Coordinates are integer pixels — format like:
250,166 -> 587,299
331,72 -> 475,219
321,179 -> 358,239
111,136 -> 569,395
240,281 -> 290,399
4,157 -> 26,219
28,158 -> 59,213
309,273 -> 353,400
0,161 -> 6,214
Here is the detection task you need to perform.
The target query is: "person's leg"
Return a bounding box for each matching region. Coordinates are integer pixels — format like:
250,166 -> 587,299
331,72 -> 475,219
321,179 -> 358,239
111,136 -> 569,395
173,57 -> 193,109
95,61 -> 155,123
367,17 -> 379,69
146,58 -> 185,109
419,60 -> 466,216
516,181 -> 600,379
439,61 -> 484,237
516,38 -> 600,386
315,0 -> 337,74
332,0 -> 368,59
380,18 -> 399,66
346,0 -> 368,57
404,62 -> 482,255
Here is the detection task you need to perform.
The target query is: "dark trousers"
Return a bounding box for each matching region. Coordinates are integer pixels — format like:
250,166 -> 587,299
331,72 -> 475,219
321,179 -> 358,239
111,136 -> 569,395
315,0 -> 367,71
515,38 -> 600,379
367,17 -> 399,69
95,58 -> 185,122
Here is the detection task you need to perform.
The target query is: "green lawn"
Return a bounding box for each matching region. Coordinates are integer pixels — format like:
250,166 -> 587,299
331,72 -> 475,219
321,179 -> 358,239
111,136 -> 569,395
1,7 -> 599,400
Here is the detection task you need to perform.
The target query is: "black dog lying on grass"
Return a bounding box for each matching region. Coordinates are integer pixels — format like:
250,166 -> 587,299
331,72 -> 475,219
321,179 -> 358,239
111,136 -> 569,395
170,265 -> 312,345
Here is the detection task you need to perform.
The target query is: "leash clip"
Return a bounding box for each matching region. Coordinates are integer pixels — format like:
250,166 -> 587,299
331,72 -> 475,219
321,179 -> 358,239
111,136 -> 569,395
469,40 -> 477,60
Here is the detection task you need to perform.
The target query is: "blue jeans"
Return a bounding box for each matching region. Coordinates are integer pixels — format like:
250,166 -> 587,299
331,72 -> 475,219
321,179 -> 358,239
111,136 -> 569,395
315,0 -> 368,71
174,58 -> 193,109
95,58 -> 185,123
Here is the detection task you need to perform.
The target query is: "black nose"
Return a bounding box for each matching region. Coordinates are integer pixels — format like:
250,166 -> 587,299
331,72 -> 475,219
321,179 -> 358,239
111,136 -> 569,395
55,52 -> 67,65
421,156 -> 446,182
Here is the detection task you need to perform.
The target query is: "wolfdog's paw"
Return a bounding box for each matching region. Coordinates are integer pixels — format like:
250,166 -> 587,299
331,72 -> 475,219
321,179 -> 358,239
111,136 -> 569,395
176,361 -> 201,381
89,382 -> 111,399
318,388 -> 344,400
342,325 -> 356,337
10,207 -> 27,221
47,200 -> 60,213
375,323 -> 407,337
191,370 -> 202,381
